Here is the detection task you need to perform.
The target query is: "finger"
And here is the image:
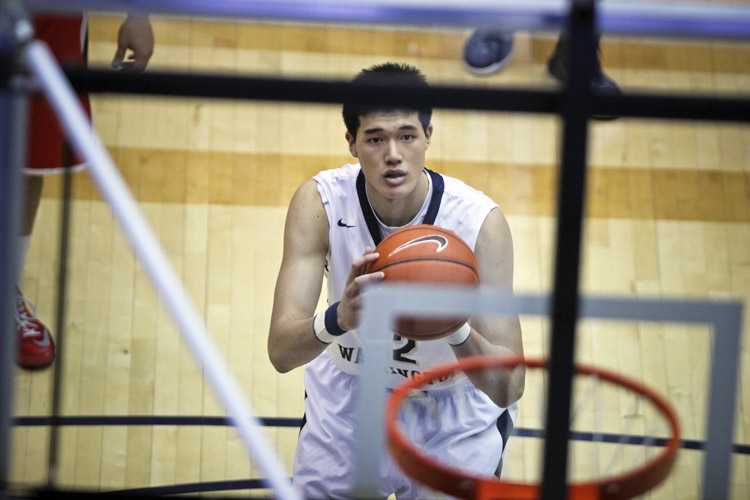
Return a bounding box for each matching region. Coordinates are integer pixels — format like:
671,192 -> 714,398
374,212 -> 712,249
344,271 -> 382,302
354,271 -> 385,287
130,51 -> 150,72
346,252 -> 379,282
354,251 -> 379,269
111,44 -> 127,68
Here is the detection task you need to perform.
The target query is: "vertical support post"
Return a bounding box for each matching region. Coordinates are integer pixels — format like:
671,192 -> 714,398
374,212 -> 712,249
541,1 -> 596,499
46,159 -> 74,488
352,290 -> 393,498
0,54 -> 28,500
702,310 -> 743,499
1,3 -> 33,493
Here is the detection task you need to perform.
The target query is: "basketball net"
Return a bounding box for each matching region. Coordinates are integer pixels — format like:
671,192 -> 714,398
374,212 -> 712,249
387,356 -> 680,500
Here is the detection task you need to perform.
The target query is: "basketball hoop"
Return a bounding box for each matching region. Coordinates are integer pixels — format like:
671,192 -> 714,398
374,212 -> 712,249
386,356 -> 680,500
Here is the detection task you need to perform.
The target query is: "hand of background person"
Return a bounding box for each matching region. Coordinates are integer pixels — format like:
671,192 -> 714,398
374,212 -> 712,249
111,14 -> 154,72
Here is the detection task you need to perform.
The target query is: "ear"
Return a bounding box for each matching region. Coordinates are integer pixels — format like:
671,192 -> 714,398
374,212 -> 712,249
345,131 -> 358,158
424,124 -> 433,149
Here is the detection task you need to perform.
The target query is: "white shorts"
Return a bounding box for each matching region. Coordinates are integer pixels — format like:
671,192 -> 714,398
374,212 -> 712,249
294,352 -> 517,499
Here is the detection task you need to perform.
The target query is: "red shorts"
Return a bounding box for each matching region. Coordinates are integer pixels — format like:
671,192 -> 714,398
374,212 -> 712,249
24,14 -> 91,175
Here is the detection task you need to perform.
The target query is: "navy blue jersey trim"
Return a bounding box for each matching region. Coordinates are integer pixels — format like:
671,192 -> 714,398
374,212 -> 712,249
423,168 -> 444,225
356,169 -> 382,246
495,410 -> 515,477
300,391 -> 307,435
496,410 -> 514,452
356,168 -> 445,246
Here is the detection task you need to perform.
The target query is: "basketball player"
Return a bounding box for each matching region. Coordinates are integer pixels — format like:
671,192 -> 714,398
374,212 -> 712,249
269,63 -> 525,498
15,12 -> 154,368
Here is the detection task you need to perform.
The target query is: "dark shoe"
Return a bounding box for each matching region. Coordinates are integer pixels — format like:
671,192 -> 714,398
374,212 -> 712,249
463,30 -> 514,75
547,35 -> 621,120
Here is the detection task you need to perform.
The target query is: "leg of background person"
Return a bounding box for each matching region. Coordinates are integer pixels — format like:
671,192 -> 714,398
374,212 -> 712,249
21,175 -> 41,237
547,32 -> 621,120
15,174 -> 56,369
462,29 -> 621,121
11,13 -> 86,371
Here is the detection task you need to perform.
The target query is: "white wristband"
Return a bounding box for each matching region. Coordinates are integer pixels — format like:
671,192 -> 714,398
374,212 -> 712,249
313,311 -> 340,344
446,322 -> 471,346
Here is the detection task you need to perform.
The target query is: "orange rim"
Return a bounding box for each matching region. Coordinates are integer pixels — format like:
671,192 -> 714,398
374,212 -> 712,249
386,356 -> 681,500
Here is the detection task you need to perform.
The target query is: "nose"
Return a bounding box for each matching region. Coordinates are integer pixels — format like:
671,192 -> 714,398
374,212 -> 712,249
384,139 -> 402,165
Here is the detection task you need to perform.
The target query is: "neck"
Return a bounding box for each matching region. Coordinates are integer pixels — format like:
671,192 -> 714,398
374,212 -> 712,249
368,170 -> 429,227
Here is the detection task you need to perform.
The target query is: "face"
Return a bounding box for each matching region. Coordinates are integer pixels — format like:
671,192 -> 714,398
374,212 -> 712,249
346,111 -> 432,202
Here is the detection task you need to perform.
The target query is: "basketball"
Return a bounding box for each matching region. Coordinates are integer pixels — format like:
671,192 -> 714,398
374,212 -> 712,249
365,224 -> 480,340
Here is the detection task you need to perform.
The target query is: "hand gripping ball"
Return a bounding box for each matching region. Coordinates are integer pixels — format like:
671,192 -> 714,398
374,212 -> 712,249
365,224 -> 480,340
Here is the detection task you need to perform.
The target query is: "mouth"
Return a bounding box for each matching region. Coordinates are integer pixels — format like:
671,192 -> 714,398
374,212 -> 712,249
384,170 -> 407,179
383,170 -> 407,187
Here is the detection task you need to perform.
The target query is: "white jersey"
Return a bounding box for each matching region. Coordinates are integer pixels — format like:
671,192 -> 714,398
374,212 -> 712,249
312,162 -> 498,390
295,163 -> 516,498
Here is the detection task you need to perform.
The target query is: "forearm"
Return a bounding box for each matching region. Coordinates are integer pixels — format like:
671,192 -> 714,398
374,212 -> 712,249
268,315 -> 328,373
451,320 -> 525,408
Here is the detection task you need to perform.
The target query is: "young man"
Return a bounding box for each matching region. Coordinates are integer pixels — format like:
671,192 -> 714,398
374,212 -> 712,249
268,63 -> 524,499
15,12 -> 153,368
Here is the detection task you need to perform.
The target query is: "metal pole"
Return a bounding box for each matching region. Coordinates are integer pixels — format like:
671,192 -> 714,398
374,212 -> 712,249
45,159 -> 74,487
22,40 -> 301,500
541,1 -> 596,498
0,84 -> 27,500
0,2 -> 32,494
21,0 -> 750,39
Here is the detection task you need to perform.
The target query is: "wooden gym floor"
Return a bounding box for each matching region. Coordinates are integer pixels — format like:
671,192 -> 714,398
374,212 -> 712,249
8,10 -> 750,499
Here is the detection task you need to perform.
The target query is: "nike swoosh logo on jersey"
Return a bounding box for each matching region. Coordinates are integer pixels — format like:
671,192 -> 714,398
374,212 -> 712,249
338,218 -> 356,228
389,235 -> 448,256
32,330 -> 51,347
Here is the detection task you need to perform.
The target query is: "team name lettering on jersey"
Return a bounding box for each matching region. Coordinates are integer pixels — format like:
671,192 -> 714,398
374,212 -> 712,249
387,366 -> 455,384
335,342 -> 455,385
338,344 -> 364,364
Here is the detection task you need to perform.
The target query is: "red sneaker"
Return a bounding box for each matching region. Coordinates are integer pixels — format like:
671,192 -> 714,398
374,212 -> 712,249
15,288 -> 55,368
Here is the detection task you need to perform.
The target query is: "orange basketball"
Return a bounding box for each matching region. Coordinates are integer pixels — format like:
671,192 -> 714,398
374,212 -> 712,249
365,224 -> 480,340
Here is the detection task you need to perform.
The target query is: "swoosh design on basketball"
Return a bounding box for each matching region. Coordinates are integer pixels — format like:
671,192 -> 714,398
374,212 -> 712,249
388,235 -> 448,257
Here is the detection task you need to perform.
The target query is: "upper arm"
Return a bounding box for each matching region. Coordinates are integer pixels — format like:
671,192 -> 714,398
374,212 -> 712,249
474,207 -> 514,289
472,207 -> 523,354
270,180 -> 329,327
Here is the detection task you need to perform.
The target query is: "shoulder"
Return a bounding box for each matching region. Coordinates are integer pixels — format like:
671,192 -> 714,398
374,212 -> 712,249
314,163 -> 360,185
313,163 -> 361,208
439,173 -> 497,211
288,163 -> 361,236
288,180 -> 327,225
433,171 -> 499,245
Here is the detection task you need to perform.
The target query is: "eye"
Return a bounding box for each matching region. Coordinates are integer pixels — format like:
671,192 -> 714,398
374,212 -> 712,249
368,137 -> 383,144
401,134 -> 414,141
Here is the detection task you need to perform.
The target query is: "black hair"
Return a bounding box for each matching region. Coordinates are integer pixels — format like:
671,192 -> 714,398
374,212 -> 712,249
342,62 -> 432,138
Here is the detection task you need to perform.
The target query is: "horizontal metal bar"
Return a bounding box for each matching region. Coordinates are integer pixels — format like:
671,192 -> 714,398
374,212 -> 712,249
62,66 -> 565,114
22,0 -> 750,39
13,66 -> 749,123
